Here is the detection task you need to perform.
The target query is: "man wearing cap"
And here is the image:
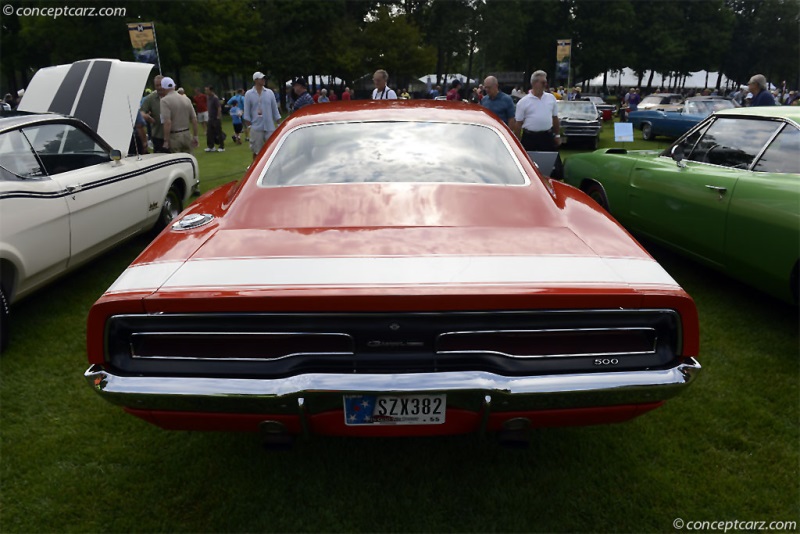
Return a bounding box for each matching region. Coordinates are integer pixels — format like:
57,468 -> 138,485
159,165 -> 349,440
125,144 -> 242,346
160,76 -> 200,154
244,71 -> 281,161
291,77 -> 314,112
372,70 -> 397,100
141,74 -> 165,152
747,74 -> 776,107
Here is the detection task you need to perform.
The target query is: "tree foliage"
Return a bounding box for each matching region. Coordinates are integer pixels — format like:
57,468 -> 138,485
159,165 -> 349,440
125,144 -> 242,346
1,0 -> 797,96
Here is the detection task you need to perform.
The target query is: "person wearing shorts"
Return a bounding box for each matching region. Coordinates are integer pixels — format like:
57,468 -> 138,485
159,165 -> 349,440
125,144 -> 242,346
194,89 -> 208,133
230,99 -> 244,144
243,71 -> 280,161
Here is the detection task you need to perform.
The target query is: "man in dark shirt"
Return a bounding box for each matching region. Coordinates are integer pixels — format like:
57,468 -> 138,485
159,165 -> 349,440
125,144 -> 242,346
480,76 -> 516,127
205,86 -> 225,152
748,74 -> 776,107
291,77 -> 314,112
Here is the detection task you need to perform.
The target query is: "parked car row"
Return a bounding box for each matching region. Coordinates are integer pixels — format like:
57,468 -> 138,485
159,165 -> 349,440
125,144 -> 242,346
629,96 -> 738,140
12,62 -> 795,446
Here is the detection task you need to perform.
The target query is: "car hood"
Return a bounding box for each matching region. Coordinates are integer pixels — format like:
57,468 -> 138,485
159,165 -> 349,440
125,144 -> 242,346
105,225 -> 679,295
18,59 -> 153,153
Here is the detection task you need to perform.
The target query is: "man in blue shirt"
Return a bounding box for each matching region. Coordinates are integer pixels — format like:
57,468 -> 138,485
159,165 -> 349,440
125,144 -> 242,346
480,76 -> 516,128
244,71 -> 281,161
227,89 -> 245,111
747,74 -> 776,107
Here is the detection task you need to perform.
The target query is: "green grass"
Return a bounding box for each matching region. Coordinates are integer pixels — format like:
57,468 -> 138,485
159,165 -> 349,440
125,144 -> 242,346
1,114 -> 798,533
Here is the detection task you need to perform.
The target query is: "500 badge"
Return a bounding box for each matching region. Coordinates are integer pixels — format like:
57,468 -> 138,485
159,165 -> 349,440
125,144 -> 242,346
594,358 -> 619,366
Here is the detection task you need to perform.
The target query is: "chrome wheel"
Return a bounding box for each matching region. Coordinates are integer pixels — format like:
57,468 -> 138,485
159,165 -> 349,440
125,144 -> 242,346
157,185 -> 182,230
642,123 -> 653,141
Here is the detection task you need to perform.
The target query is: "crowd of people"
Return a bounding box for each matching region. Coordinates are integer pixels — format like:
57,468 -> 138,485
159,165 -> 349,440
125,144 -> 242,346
2,66 -> 794,161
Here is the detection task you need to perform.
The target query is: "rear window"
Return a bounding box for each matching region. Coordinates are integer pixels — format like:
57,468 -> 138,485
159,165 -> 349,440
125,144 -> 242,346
259,121 -> 527,187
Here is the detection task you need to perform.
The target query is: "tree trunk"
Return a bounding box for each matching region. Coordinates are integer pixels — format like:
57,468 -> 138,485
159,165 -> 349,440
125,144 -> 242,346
704,71 -> 709,89
646,70 -> 655,93
715,71 -> 723,91
602,71 -> 608,95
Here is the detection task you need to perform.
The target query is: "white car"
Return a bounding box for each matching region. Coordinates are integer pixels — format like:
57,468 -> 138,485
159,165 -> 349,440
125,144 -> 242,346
0,59 -> 199,351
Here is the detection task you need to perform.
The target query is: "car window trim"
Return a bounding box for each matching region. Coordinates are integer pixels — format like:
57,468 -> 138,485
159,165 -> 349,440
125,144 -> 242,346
750,122 -> 790,173
256,119 -> 532,189
2,127 -> 51,180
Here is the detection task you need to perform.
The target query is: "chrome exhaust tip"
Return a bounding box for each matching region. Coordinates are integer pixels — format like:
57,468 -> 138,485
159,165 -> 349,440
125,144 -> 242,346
259,420 -> 294,450
497,417 -> 532,448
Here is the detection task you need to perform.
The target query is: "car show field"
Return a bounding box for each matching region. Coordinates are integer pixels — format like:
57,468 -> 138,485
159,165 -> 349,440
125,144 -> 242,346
0,114 -> 797,533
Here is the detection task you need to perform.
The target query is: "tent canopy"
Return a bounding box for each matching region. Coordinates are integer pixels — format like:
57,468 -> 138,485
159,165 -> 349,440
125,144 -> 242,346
587,68 -> 734,90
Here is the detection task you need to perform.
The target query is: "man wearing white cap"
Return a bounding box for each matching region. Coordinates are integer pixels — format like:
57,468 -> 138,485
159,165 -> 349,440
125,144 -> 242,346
160,76 -> 199,154
243,71 -> 281,161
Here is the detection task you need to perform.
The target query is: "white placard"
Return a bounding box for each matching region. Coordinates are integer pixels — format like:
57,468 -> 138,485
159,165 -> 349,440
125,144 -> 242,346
614,122 -> 634,142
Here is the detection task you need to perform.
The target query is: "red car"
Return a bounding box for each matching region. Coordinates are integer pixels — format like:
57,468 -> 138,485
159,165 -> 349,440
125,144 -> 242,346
85,101 -> 700,445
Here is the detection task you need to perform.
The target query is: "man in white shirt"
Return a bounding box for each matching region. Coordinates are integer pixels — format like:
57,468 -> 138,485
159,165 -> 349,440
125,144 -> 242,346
514,70 -> 562,178
372,70 -> 398,100
244,71 -> 281,161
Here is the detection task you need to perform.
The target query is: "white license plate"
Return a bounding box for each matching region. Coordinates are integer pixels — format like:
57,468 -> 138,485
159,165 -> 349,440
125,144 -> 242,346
343,394 -> 446,425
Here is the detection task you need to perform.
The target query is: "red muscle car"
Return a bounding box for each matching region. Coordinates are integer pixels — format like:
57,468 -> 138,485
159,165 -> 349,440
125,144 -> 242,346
85,101 -> 700,445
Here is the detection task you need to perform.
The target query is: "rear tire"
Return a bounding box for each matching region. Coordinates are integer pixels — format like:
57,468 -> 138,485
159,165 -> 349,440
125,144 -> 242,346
642,123 -> 654,141
584,182 -> 610,211
0,287 -> 9,354
156,183 -> 183,231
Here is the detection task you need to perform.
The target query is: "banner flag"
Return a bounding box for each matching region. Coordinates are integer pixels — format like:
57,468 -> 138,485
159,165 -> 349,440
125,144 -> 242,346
555,39 -> 571,88
127,22 -> 161,73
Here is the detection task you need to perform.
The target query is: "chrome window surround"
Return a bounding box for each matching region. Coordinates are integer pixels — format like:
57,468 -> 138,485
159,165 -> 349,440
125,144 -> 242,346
255,119 -> 531,188
662,116 -> 797,173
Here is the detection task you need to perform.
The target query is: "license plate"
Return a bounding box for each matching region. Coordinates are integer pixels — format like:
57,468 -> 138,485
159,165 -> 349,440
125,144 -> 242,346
343,394 -> 446,425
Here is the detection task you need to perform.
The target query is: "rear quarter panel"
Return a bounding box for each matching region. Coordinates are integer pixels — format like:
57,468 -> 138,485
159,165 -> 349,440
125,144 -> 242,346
725,170 -> 800,302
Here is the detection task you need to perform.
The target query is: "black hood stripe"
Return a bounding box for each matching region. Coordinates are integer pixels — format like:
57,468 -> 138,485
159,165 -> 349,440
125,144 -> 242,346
48,61 -> 91,115
73,60 -> 112,133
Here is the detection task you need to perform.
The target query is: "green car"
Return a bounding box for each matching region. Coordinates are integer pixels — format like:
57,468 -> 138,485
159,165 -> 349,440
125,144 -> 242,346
564,106 -> 800,303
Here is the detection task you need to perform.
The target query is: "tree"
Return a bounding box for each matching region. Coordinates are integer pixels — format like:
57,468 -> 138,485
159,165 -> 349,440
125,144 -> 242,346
570,0 -> 636,92
358,6 -> 436,88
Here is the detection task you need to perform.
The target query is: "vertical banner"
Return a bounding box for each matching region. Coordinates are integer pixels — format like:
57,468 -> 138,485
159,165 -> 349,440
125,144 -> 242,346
555,39 -> 571,89
127,22 -> 161,73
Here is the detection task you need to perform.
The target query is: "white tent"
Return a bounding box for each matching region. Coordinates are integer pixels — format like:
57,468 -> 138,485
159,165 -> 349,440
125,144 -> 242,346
419,73 -> 478,86
284,75 -> 346,88
587,68 -> 734,90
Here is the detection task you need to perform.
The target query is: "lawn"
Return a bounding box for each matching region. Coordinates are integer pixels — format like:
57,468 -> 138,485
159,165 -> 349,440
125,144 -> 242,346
0,114 -> 797,533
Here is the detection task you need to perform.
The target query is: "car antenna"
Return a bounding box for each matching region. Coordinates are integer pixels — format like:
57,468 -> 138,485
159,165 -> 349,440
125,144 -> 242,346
126,96 -> 143,161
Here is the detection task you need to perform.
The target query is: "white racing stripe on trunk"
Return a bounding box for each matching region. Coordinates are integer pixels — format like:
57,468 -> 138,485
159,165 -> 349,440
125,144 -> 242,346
106,262 -> 184,294
104,256 -> 679,294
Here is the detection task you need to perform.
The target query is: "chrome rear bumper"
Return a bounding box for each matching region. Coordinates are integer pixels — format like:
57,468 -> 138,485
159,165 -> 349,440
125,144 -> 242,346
85,358 -> 700,415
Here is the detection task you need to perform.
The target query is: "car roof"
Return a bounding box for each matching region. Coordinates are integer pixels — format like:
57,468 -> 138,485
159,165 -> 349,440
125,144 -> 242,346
0,112 -> 68,133
714,105 -> 800,123
280,99 -> 512,129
